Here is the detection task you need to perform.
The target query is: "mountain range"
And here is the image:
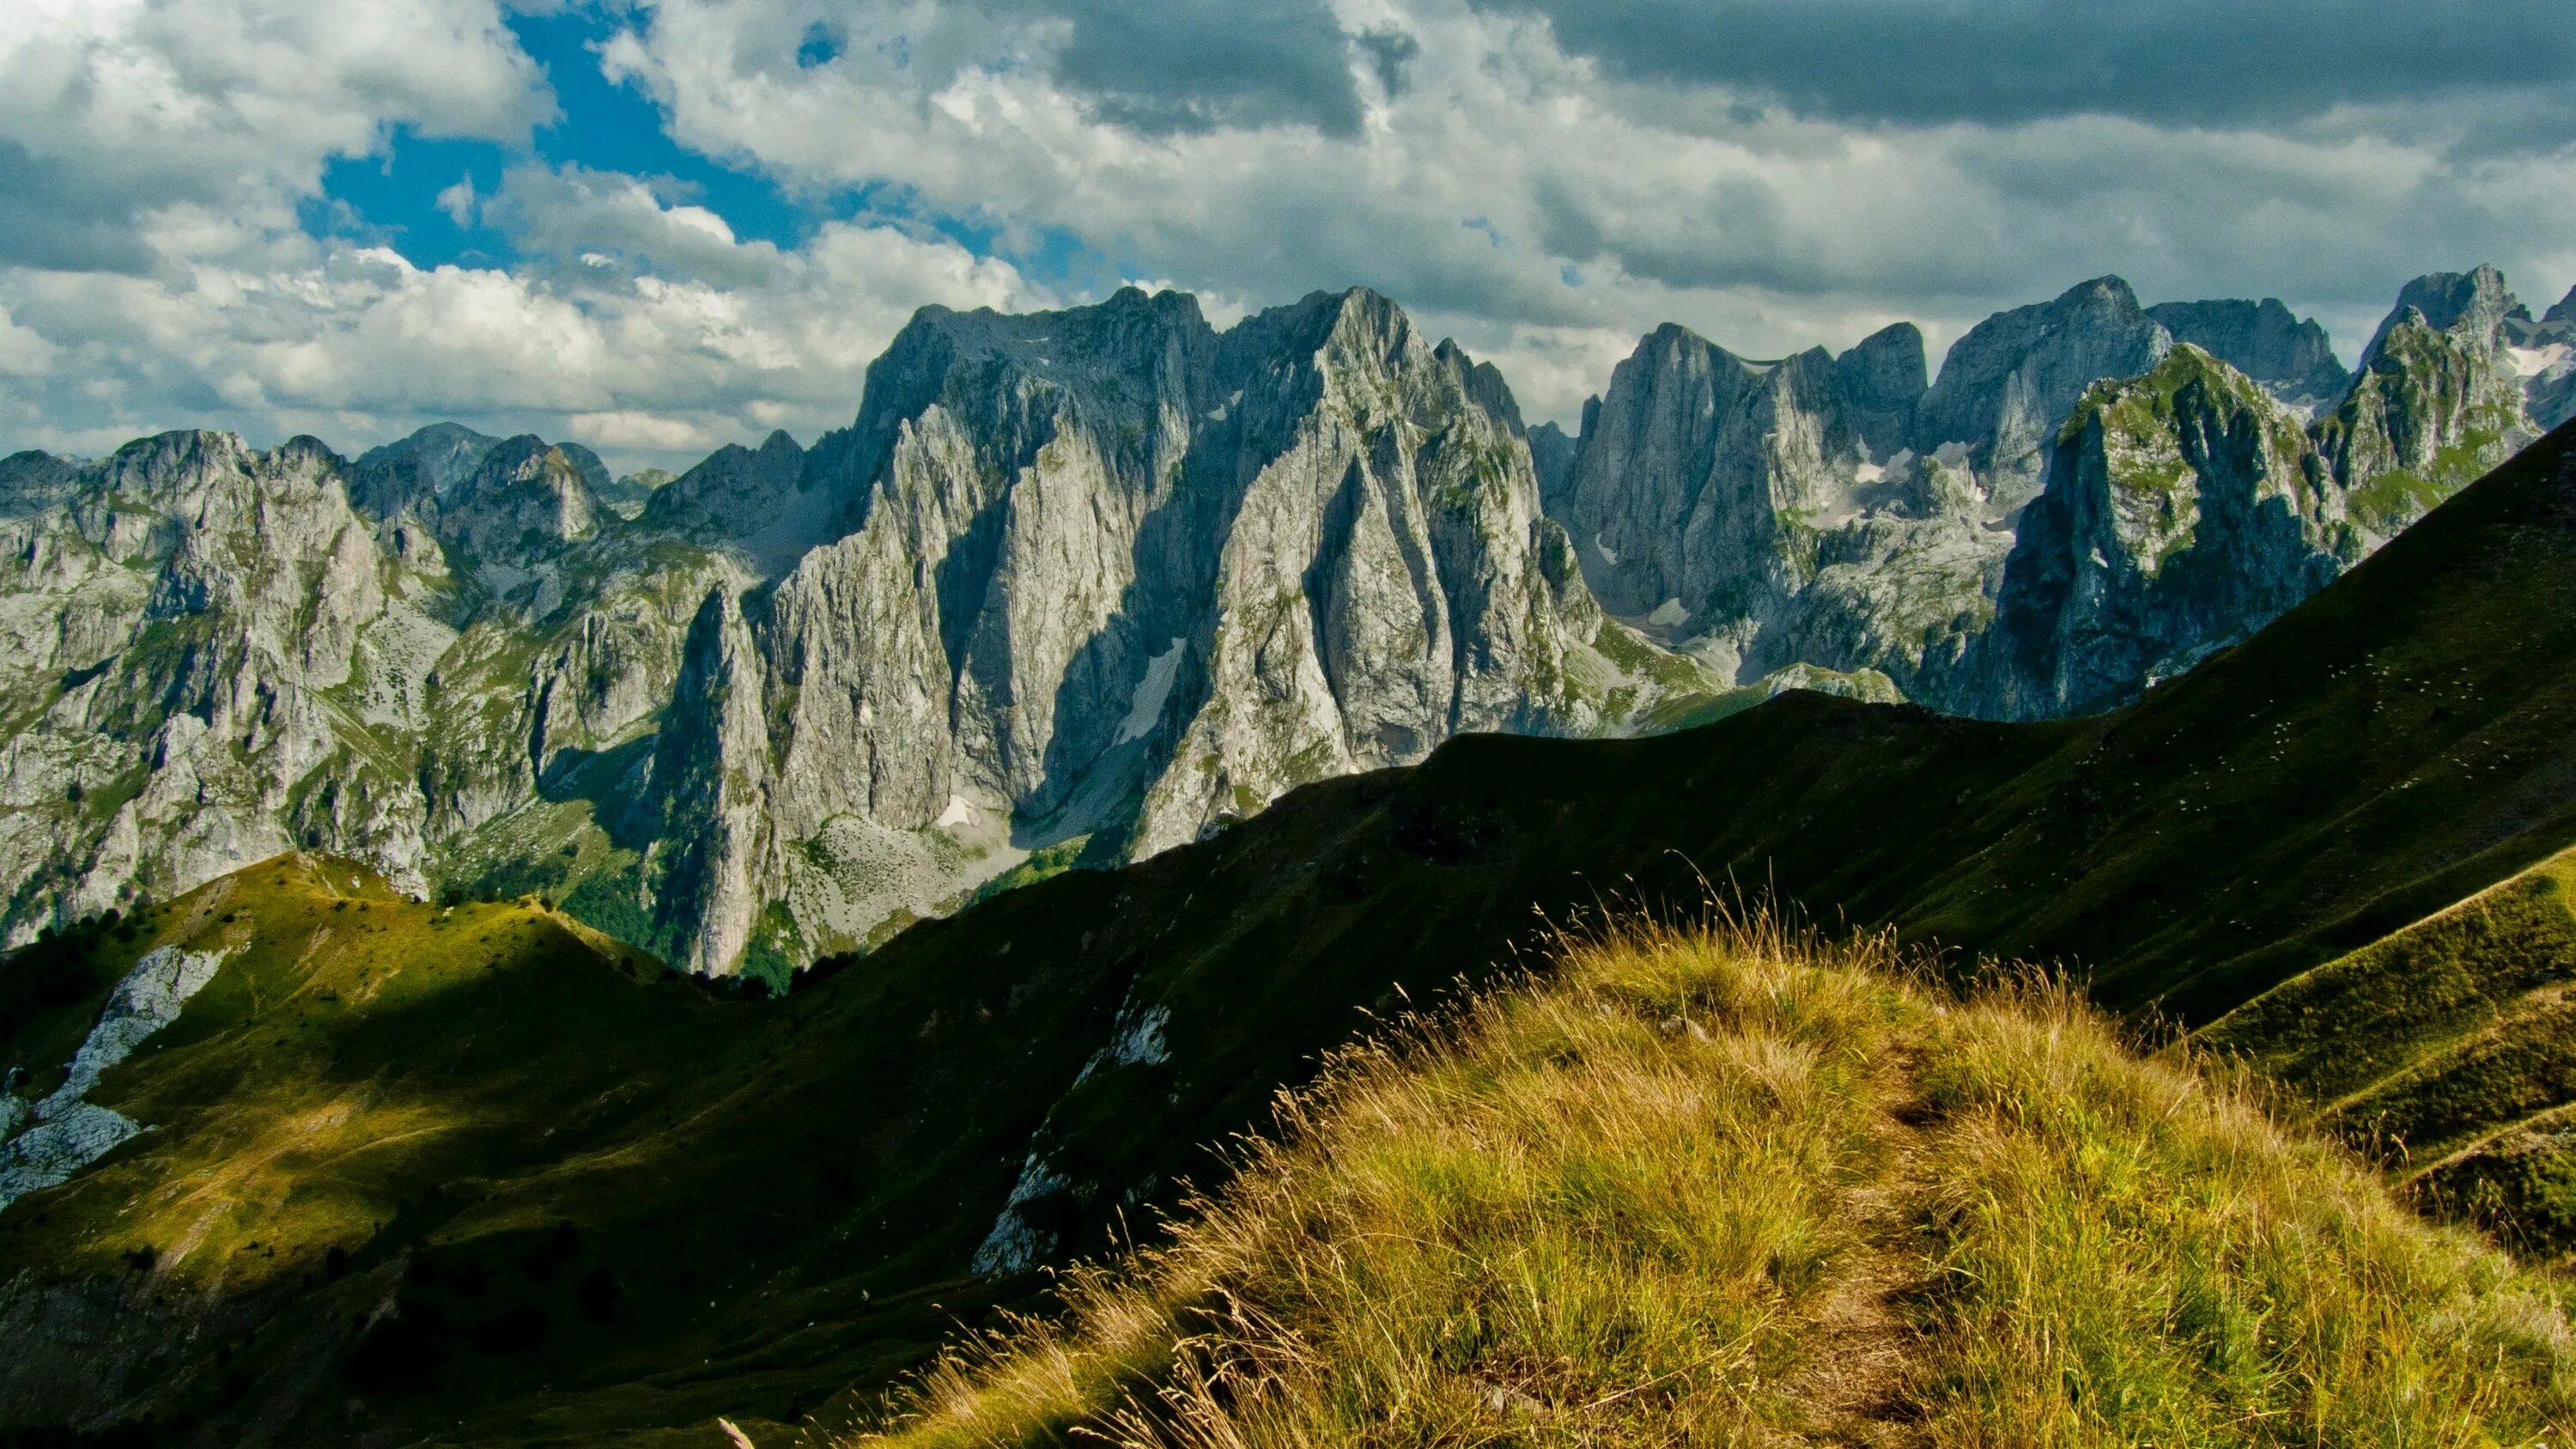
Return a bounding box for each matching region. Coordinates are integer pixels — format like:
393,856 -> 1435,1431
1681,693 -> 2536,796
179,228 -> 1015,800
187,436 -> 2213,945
0,402 -> 2571,1445
2,265 -> 2570,981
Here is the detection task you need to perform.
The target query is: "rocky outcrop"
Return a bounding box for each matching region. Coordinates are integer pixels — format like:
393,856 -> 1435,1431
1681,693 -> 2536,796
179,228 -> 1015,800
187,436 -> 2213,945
2361,265 -> 2524,363
1977,346 -> 2350,717
638,429 -> 823,575
1967,270 -> 2541,719
0,424 -> 741,958
2316,271 -> 2534,544
0,431 -> 428,928
1911,277 -> 2172,518
1547,319 -> 1997,693
2145,298 -> 2349,410
623,287 -> 1681,968
2,267 -> 2555,972
1526,420 -> 1577,517
0,284 -> 1716,974
2507,285 -> 2576,432
1547,265 -> 2549,723
1835,322 -> 1929,460
0,944 -> 227,1209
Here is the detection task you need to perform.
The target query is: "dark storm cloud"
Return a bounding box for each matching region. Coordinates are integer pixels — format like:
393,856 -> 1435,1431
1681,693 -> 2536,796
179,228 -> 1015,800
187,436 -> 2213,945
1470,0 -> 2576,136
1001,0 -> 1370,136
0,143 -> 157,274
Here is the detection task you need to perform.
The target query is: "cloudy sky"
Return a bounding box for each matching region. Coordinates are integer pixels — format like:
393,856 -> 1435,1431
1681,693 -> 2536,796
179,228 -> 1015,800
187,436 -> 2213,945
3,0 -> 2573,474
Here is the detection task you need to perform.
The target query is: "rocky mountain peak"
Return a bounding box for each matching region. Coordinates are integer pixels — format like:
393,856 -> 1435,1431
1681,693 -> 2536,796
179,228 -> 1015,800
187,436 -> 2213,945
640,428 -> 814,575
351,422 -> 501,518
1914,275 -> 2172,514
2364,265 -> 2522,362
434,435 -> 612,569
1979,343 -> 2340,718
2144,297 -> 2349,408
1832,321 -> 1928,460
0,450 -> 78,518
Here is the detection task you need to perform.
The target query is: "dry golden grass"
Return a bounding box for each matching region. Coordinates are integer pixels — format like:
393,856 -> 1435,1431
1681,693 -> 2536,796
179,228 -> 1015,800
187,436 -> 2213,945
839,915 -> 2576,1448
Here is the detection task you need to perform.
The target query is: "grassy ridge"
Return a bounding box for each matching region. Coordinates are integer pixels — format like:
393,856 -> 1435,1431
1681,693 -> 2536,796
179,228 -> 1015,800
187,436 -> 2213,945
0,855 -> 1164,1446
860,920 -> 2573,1446
2203,846 -> 2576,1257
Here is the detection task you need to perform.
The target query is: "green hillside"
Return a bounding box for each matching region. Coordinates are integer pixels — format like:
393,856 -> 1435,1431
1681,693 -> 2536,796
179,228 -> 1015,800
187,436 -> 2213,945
2202,844 -> 2576,1259
0,417 -> 2573,1443
862,921 -> 2575,1446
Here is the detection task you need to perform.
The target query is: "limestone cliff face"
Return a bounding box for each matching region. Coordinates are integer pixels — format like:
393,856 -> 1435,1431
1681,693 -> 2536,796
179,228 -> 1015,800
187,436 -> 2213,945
1962,271 -> 2539,720
2,269 -> 2555,970
2507,285 -> 2576,432
1549,320 -> 2001,694
1552,265 -> 2548,723
2145,298 -> 2351,410
0,426 -> 745,957
0,432 -> 427,929
623,287 -> 1674,967
638,429 -> 823,576
2315,271 -> 2535,545
1911,277 -> 2172,518
0,287 -> 1698,974
1977,347 -> 2351,718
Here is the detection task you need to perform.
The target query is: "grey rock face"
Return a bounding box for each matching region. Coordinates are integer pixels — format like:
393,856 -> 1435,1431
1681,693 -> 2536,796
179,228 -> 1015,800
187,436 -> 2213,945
0,423 -> 748,959
1560,265 -> 2546,724
0,284 -> 1712,975
2145,298 -> 2350,409
1976,346 -> 2349,718
1965,273 -> 2539,720
2362,265 -> 2523,362
1833,322 -> 1929,460
350,421 -> 502,514
638,429 -> 821,575
0,943 -> 227,1210
599,467 -> 676,520
2316,275 -> 2534,543
0,430 -> 424,930
2506,284 -> 2576,432
3,267 -> 2550,972
1551,320 -> 1996,694
1527,420 -> 1577,517
1912,277 -> 2172,516
2528,360 -> 2576,433
624,286 -> 1683,968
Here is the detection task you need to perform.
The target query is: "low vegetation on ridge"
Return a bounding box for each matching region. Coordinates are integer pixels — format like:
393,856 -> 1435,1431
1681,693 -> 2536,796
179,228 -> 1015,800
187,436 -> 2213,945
853,916 -> 2574,1446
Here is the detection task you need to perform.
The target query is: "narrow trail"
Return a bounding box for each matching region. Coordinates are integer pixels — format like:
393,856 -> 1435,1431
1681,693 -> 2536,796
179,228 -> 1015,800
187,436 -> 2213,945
1785,1047 -> 1935,1446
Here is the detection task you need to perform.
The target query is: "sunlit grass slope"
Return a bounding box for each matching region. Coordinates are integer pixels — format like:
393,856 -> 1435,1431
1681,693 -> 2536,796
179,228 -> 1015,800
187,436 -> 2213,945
2204,843 -> 2576,1260
0,854 -> 1182,1446
858,920 -> 2574,1447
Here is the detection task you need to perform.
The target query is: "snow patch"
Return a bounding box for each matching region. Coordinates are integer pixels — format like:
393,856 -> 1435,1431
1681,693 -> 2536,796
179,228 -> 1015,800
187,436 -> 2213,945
1117,638 -> 1186,744
934,795 -> 975,829
1852,460 -> 1886,485
2509,344 -> 2569,380
1593,533 -> 1621,567
1646,598 -> 1691,629
0,945 -> 227,1212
